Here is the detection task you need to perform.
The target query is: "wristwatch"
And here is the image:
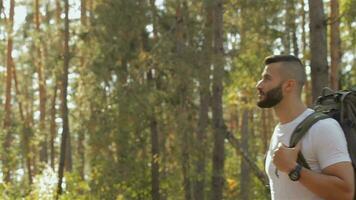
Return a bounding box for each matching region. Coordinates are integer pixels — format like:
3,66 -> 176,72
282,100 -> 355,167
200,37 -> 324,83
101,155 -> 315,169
288,163 -> 302,181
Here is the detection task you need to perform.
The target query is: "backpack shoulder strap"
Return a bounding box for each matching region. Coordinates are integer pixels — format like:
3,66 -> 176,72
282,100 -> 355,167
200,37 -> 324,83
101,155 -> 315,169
289,111 -> 330,169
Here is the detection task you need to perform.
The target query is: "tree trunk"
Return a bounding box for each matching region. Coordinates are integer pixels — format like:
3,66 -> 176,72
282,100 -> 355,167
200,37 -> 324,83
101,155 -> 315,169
13,62 -> 34,184
2,0 -> 15,183
51,0 -> 61,172
301,0 -> 306,58
35,0 -> 48,164
50,82 -> 58,170
76,0 -> 88,180
176,2 -> 192,199
55,0 -> 61,24
284,0 -> 299,56
81,0 -> 87,26
57,0 -> 70,197
65,124 -> 72,172
300,0 -> 312,106
329,0 -> 341,90
151,118 -> 160,200
149,0 -> 158,42
194,1 -> 212,199
149,1 -> 160,199
211,0 -> 225,199
115,59 -> 129,180
0,1 -> 3,16
290,0 -> 299,56
308,0 -> 329,101
283,0 -> 291,54
239,109 -> 250,200
88,0 -> 94,20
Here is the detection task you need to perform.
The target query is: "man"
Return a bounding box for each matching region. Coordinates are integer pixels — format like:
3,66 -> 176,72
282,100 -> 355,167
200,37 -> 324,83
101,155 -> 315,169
256,55 -> 354,200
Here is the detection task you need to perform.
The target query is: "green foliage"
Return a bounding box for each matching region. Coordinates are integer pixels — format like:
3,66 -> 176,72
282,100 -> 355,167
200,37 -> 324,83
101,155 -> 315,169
59,173 -> 90,200
341,0 -> 356,25
0,0 -> 354,199
29,167 -> 57,200
340,0 -> 356,89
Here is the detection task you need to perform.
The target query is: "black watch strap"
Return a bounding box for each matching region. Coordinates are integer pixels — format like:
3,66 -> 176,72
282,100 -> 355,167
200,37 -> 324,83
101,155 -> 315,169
288,164 -> 302,181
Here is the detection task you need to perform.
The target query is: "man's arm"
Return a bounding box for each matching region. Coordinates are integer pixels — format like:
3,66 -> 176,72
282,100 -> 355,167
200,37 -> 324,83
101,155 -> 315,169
299,162 -> 354,200
273,143 -> 354,200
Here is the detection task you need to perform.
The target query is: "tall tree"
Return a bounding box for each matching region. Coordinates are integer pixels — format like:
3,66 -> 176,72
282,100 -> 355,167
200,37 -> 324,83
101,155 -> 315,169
283,0 -> 291,54
2,0 -> 15,183
284,0 -> 298,56
211,0 -> 225,199
309,0 -> 329,100
194,1 -> 212,199
300,0 -> 312,106
50,82 -> 58,170
35,0 -> 48,165
77,0 -> 88,180
239,108 -> 250,200
301,0 -> 307,58
13,63 -> 34,184
329,0 -> 341,90
176,2 -> 192,199
149,1 -> 160,199
150,117 -> 160,200
50,0 -> 62,171
57,0 -> 71,197
290,0 -> 299,56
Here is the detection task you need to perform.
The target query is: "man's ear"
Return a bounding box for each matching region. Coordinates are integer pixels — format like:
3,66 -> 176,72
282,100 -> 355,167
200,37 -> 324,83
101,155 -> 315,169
283,79 -> 296,93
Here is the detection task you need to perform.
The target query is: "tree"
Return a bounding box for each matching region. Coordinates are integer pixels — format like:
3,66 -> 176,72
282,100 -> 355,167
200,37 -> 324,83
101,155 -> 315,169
49,0 -> 62,171
309,0 -> 329,101
50,81 -> 58,170
13,60 -> 34,184
239,108 -> 250,200
194,1 -> 212,199
148,1 -> 160,199
211,0 -> 225,199
35,0 -> 49,165
329,0 -> 341,90
0,0 -> 353,198
2,0 -> 15,183
175,1 -> 192,199
57,0 -> 71,196
76,0 -> 88,180
150,118 -> 160,200
300,0 -> 312,106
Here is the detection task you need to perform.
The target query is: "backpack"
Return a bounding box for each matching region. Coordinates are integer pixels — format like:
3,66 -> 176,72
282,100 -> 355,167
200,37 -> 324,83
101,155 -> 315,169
289,87 -> 356,198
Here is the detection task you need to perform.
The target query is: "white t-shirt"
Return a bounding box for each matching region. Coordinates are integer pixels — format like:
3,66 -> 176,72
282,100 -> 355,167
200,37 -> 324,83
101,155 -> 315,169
265,108 -> 351,200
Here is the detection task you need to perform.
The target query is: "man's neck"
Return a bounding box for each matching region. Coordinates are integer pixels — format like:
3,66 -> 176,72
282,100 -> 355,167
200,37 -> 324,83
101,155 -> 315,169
273,98 -> 308,124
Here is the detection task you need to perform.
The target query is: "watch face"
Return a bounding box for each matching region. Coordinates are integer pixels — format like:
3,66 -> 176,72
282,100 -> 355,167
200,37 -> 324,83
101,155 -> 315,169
289,164 -> 301,181
290,171 -> 299,181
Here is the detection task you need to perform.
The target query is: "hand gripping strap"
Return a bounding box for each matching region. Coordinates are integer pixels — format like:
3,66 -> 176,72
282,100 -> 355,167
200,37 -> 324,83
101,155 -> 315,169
289,112 -> 330,169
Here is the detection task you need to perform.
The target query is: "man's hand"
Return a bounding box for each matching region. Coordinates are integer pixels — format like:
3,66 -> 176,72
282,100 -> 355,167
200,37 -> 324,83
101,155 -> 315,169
273,142 -> 301,173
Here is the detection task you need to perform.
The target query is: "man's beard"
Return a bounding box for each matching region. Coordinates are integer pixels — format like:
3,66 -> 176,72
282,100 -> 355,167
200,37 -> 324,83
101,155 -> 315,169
257,84 -> 283,108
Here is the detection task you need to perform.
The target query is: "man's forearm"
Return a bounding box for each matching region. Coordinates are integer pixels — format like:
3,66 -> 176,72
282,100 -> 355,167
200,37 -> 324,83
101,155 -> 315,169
299,167 -> 353,200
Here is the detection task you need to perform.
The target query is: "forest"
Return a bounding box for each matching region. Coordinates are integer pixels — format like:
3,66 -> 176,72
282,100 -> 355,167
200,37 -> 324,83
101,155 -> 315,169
0,0 -> 355,199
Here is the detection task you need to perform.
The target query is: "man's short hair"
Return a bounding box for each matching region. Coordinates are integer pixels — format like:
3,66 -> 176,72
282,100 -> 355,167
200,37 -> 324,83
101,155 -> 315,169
264,55 -> 303,66
264,55 -> 306,89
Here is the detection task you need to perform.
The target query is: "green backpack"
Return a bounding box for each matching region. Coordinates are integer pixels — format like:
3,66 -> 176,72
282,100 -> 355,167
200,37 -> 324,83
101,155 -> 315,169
289,87 -> 356,197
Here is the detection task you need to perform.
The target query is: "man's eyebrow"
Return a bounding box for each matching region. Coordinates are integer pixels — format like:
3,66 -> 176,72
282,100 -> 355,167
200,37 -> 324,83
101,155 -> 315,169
262,73 -> 272,78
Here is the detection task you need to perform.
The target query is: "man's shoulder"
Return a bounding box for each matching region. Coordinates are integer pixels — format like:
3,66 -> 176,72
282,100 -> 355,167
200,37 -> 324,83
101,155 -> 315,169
311,117 -> 340,128
308,117 -> 343,137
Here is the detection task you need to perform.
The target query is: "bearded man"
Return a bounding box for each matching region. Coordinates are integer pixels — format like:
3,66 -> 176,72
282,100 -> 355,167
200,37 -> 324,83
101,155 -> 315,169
256,55 -> 354,200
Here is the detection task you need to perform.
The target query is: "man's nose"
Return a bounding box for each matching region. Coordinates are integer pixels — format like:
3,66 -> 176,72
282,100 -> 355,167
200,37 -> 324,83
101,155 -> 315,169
256,80 -> 262,89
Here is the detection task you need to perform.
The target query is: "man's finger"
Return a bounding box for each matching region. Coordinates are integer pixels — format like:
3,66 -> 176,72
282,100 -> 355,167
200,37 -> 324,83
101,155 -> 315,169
278,142 -> 288,148
294,142 -> 302,152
